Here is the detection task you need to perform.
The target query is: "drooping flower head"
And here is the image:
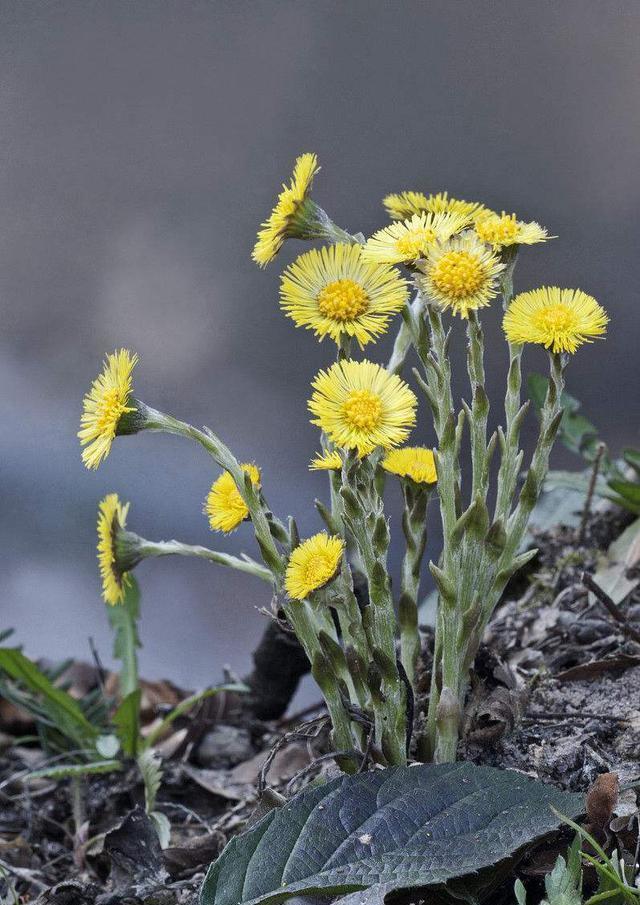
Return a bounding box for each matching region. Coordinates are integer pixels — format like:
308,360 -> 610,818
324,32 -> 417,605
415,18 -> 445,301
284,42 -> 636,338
97,493 -> 131,605
252,153 -> 320,266
474,210 -> 551,249
309,450 -> 343,471
79,349 -> 138,470
383,190 -> 484,222
309,359 -> 417,457
205,464 -> 261,533
362,211 -> 469,265
417,233 -> 505,318
382,446 -> 437,484
280,243 -> 408,348
503,287 -> 608,354
285,532 -> 345,600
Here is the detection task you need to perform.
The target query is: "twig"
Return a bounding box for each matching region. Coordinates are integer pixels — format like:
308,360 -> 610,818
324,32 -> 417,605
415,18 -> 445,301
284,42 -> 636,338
578,442 -> 606,544
581,571 -> 640,644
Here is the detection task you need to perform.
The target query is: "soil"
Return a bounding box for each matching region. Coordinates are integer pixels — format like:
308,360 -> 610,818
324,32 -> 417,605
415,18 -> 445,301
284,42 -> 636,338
1,508 -> 639,904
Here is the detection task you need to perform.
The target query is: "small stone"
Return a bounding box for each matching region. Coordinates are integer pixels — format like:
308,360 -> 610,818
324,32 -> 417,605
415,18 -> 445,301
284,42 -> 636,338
194,724 -> 254,767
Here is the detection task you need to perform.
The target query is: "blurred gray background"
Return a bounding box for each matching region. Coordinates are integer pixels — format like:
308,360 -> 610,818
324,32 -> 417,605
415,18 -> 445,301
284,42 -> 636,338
1,1 -> 638,694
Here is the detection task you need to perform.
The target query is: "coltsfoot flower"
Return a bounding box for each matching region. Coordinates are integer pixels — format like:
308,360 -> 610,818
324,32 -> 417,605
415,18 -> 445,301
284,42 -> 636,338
417,233 -> 505,318
79,349 -> 138,469
97,493 -> 131,605
309,359 -> 417,456
382,446 -> 437,484
285,532 -> 345,600
309,450 -> 343,471
474,210 -> 551,248
205,464 -> 261,533
280,243 -> 408,347
383,190 -> 484,222
252,153 -> 320,266
503,287 -> 608,353
362,211 -> 469,265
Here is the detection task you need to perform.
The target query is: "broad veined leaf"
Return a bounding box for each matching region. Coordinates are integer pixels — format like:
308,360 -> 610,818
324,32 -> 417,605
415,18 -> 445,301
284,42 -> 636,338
200,763 -> 583,905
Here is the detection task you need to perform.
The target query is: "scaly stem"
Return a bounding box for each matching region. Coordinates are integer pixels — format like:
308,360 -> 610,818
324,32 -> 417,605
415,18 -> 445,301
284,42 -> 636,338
387,292 -> 425,375
398,481 -> 430,686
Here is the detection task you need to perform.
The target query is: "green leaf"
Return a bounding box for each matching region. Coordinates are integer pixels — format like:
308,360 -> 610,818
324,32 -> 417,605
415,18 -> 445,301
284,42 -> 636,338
543,851 -> 582,905
527,374 -> 600,459
113,689 -> 141,757
0,648 -> 97,747
143,683 -> 248,750
200,763 -> 584,905
608,479 -> 640,510
26,760 -> 121,781
623,448 -> 640,478
107,577 -> 141,699
138,748 -> 163,814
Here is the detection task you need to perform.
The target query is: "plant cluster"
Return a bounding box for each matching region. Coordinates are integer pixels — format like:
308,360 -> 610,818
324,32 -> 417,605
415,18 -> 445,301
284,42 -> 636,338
77,153 -> 608,766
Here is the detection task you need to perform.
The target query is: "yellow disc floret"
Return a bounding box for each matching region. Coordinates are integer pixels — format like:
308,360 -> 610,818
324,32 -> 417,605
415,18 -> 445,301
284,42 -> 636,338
205,464 -> 261,533
474,210 -> 551,248
362,212 -> 468,265
252,153 -> 320,267
280,243 -> 408,347
383,190 -> 484,222
285,532 -> 345,600
417,234 -> 505,318
79,349 -> 138,470
309,450 -> 343,471
97,493 -> 131,606
309,359 -> 417,456
382,447 -> 437,484
503,287 -> 608,354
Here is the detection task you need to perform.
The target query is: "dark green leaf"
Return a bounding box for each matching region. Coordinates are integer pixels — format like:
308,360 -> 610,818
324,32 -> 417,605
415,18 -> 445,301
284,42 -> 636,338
0,648 -> 97,747
623,448 -> 640,478
107,577 -> 141,698
200,763 -> 583,905
114,689 -> 141,757
608,479 -> 640,510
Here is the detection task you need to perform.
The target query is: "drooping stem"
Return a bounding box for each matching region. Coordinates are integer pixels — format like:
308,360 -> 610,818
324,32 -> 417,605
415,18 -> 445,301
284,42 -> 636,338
136,538 -> 273,584
134,405 -> 286,581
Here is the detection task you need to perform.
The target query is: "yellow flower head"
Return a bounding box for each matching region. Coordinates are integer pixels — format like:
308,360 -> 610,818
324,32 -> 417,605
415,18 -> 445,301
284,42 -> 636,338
503,287 -> 608,354
474,210 -> 551,248
280,243 -> 408,348
382,446 -> 437,484
362,211 -> 469,265
309,359 -> 417,457
97,493 -> 131,605
309,450 -> 343,471
252,153 -> 320,267
205,464 -> 261,533
79,349 -> 138,470
417,233 -> 506,318
285,532 -> 345,600
383,190 -> 484,222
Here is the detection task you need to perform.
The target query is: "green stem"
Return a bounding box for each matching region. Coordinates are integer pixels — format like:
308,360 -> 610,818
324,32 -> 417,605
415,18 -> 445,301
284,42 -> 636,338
137,539 -> 273,583
398,482 -> 430,686
387,292 -> 425,375
136,405 -> 286,580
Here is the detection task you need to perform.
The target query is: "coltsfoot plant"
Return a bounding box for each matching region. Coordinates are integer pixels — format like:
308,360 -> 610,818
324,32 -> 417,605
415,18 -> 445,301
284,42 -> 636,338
78,154 -> 609,766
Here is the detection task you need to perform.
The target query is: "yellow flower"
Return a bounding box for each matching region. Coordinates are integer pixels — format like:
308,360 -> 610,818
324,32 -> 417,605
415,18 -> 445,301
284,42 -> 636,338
474,210 -> 551,248
79,349 -> 138,470
252,153 -> 320,267
309,359 -> 417,456
503,287 -> 608,354
280,243 -> 408,348
383,190 -> 484,222
285,532 -> 345,600
309,450 -> 343,471
205,464 -> 261,533
417,233 -> 505,318
382,447 -> 437,484
97,493 -> 131,605
361,211 -> 468,265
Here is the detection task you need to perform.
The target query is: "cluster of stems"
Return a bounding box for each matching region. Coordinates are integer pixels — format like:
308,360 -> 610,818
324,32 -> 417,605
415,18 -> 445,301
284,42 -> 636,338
116,217 -> 566,768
